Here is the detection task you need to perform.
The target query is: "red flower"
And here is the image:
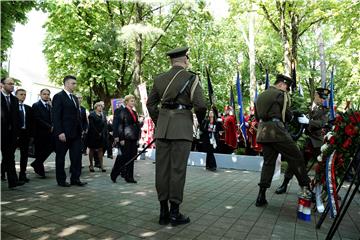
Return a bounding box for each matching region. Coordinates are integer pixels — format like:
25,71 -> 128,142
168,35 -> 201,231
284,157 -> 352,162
342,138 -> 352,149
354,112 -> 360,122
335,115 -> 343,122
334,125 -> 340,132
345,124 -> 357,136
329,136 -> 335,145
349,115 -> 357,124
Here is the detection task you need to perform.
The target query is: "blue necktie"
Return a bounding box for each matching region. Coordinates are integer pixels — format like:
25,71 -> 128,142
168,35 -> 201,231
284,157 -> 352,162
19,104 -> 25,128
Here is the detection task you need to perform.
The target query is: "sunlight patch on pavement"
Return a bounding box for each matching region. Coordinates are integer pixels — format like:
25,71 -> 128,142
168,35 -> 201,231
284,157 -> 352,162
66,214 -> 88,221
140,231 -> 156,237
18,209 -> 38,216
118,200 -> 132,206
57,224 -> 87,237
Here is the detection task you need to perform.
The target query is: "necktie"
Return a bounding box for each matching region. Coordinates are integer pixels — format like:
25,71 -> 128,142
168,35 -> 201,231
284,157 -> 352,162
69,94 -> 77,106
5,95 -> 11,110
19,104 -> 25,128
45,103 -> 50,111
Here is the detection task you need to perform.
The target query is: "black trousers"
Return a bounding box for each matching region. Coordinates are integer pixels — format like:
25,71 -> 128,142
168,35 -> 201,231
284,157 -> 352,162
17,129 -> 30,175
259,141 -> 310,188
1,135 -> 18,187
32,135 -> 53,171
55,137 -> 82,184
111,140 -> 137,180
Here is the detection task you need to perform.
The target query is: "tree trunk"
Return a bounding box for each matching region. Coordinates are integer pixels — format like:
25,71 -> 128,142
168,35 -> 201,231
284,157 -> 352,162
133,3 -> 143,89
249,4 -> 257,110
316,24 -> 327,88
277,1 -> 291,75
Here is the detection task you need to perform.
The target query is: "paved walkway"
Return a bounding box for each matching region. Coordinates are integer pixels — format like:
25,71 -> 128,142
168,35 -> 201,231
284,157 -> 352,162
1,152 -> 359,240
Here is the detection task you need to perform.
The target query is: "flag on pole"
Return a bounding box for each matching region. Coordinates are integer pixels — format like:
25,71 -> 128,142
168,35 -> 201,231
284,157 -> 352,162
206,66 -> 214,106
236,71 -> 247,143
298,82 -> 304,97
329,68 -> 336,121
265,69 -> 270,90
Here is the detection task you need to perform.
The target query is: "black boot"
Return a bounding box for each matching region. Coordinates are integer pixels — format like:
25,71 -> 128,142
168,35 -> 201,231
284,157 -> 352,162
19,172 -> 30,183
255,187 -> 268,207
169,202 -> 190,226
158,200 -> 170,225
275,177 -> 290,194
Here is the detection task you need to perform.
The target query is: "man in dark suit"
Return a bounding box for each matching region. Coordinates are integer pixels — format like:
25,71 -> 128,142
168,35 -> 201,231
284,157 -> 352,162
1,77 -> 25,188
53,75 -> 86,187
15,89 -> 33,182
254,74 -> 310,206
147,47 -> 207,226
31,88 -> 54,178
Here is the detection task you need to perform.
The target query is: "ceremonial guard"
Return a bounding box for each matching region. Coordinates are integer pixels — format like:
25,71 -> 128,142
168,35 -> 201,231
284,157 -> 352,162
254,74 -> 311,206
147,47 -> 206,226
276,87 -> 330,194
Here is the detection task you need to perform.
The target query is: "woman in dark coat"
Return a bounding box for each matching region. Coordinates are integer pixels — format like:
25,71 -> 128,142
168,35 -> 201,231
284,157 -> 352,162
87,102 -> 107,172
199,109 -> 223,171
111,94 -> 142,183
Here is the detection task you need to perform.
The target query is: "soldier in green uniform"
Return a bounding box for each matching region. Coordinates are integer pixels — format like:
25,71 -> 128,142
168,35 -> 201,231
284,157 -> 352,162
254,74 -> 311,207
275,87 -> 330,194
146,47 -> 206,226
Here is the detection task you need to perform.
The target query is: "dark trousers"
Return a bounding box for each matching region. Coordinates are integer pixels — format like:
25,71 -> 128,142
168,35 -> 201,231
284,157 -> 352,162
111,140 -> 137,179
156,139 -> 192,204
55,137 -> 82,184
17,129 -> 30,175
1,138 -> 18,187
259,141 -> 310,188
32,135 -> 53,171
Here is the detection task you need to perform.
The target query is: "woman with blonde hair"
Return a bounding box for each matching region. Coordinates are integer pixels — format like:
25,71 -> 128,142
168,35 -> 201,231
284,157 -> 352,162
87,102 -> 107,172
111,94 -> 142,183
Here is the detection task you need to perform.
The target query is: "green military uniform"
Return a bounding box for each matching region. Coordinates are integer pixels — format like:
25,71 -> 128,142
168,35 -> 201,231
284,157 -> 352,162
283,91 -> 329,180
147,48 -> 206,206
255,83 -> 310,189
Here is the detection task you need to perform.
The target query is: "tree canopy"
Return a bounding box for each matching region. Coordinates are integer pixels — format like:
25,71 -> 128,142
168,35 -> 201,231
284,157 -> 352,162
5,0 -> 359,112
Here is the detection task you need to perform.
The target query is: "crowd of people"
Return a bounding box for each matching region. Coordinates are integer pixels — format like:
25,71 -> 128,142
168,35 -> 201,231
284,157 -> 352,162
1,45 -> 337,227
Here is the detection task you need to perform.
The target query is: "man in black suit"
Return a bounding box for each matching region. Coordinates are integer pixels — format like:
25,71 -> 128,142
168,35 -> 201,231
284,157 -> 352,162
1,77 -> 25,188
31,89 -> 54,178
53,75 -> 86,187
15,89 -> 33,182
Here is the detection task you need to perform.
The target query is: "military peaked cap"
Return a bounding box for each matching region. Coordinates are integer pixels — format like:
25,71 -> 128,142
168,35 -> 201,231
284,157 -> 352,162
316,87 -> 331,99
276,74 -> 293,86
166,47 -> 189,58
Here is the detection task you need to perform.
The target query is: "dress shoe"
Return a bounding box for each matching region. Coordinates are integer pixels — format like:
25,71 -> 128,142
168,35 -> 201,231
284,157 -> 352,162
19,175 -> 30,183
1,176 -> 7,181
70,180 -> 87,186
125,178 -> 137,184
31,162 -> 45,178
256,187 -> 268,207
89,166 -> 95,172
9,181 -> 26,189
58,182 -> 71,187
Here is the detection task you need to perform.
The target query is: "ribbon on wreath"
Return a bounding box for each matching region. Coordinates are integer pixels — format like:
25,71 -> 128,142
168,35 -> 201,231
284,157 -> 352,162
325,151 -> 339,218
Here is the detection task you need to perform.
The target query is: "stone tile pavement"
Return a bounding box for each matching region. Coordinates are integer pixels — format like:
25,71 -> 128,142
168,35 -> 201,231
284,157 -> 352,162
1,152 -> 359,240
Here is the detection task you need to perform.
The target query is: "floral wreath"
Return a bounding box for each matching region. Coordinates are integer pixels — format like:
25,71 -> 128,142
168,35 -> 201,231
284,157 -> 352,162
314,109 -> 360,217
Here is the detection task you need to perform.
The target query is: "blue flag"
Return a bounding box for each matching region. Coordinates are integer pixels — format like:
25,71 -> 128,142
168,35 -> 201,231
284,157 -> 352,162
329,68 -> 336,121
236,71 -> 247,143
265,69 -> 270,90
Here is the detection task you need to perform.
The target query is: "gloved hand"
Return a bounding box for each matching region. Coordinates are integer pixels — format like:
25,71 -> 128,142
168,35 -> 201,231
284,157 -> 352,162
297,114 -> 310,124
